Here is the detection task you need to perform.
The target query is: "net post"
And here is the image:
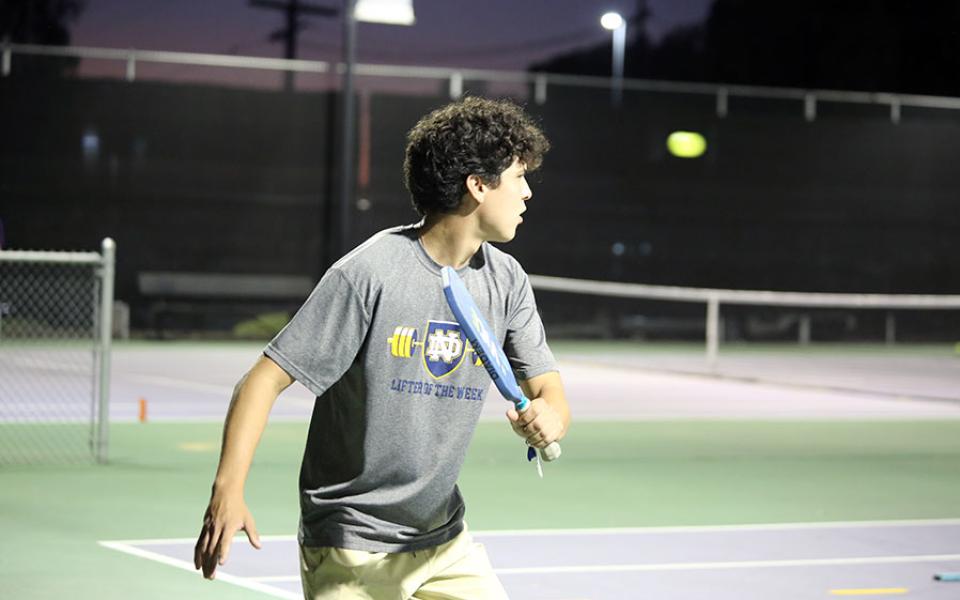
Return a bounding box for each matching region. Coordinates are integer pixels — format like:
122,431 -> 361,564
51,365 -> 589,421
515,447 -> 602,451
885,311 -> 896,346
804,93 -> 817,122
449,71 -> 463,99
706,294 -> 720,370
534,73 -> 548,105
125,50 -> 136,82
716,87 -> 728,118
96,238 -> 116,463
1,40 -> 11,77
798,315 -> 811,345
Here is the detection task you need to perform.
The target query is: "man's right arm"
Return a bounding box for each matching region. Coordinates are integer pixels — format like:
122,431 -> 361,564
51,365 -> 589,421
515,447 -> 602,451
193,354 -> 294,580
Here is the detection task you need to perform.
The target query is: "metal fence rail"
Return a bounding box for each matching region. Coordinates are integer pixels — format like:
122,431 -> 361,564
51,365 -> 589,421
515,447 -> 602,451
3,43 -> 960,120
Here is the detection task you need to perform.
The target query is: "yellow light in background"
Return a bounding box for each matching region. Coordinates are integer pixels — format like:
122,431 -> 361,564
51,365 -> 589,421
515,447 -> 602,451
667,131 -> 707,158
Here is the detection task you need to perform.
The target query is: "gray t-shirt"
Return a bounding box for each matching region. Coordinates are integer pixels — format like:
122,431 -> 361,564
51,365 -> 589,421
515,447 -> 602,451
264,223 -> 556,553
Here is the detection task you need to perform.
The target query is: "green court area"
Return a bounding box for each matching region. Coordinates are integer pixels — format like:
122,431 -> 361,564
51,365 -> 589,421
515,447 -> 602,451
3,419 -> 960,598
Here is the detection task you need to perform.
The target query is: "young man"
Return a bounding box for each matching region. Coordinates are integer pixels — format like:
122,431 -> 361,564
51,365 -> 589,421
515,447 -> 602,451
194,97 -> 570,599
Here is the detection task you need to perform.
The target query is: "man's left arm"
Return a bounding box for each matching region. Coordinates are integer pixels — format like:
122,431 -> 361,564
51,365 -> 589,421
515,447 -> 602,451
506,371 -> 570,449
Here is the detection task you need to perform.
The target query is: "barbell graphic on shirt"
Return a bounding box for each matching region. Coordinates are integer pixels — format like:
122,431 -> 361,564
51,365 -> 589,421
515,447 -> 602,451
387,325 -> 483,366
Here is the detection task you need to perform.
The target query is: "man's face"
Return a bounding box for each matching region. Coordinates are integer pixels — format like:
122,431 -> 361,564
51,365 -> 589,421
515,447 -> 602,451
476,158 -> 532,243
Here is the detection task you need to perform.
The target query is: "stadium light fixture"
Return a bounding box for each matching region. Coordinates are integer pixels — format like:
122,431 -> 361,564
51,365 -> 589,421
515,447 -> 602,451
600,12 -> 624,30
355,0 -> 415,25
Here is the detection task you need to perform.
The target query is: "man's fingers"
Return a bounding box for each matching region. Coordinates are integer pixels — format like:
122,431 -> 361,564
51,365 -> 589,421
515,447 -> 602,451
194,526 -> 212,570
203,523 -> 225,578
204,533 -> 223,579
219,530 -> 235,566
509,399 -> 563,445
204,522 -> 223,558
508,404 -> 538,425
195,501 -> 260,579
245,519 -> 262,549
203,552 -> 218,579
525,427 -> 547,447
201,541 -> 216,578
518,401 -> 541,418
530,432 -> 553,448
509,408 -> 541,440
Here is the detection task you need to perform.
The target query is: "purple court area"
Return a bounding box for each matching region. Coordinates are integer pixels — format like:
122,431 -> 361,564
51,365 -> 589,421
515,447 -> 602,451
102,521 -> 960,600
104,343 -> 960,423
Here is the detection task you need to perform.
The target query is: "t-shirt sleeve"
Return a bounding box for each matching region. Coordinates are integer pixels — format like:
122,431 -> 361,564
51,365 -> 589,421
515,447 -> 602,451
504,271 -> 557,381
264,268 -> 371,397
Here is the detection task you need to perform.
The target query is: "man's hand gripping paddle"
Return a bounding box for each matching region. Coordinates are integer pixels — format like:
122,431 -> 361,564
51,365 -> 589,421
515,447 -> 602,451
441,267 -> 561,474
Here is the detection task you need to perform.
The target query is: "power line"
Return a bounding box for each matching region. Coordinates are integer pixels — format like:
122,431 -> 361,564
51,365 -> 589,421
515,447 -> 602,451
249,0 -> 338,90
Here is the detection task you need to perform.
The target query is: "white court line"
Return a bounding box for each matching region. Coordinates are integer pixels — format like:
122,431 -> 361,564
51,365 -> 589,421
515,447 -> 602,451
109,415 -> 312,424
560,358 -> 960,405
100,517 -> 960,546
120,374 -> 316,411
244,553 -> 960,582
474,517 -> 960,537
250,575 -> 301,583
97,540 -> 300,600
496,553 -> 960,575
125,373 -> 315,401
125,374 -> 235,395
100,520 -> 960,597
531,413 -> 960,422
495,553 -> 960,575
101,534 -> 298,545
1,356 -> 91,374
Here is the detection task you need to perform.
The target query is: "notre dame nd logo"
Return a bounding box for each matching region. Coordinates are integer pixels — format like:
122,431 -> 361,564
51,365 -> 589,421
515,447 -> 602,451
387,320 -> 479,379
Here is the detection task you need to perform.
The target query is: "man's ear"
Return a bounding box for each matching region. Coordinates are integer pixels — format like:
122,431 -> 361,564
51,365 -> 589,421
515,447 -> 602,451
465,174 -> 486,203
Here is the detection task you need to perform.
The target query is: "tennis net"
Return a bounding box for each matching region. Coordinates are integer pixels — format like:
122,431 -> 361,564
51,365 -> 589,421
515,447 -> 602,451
530,274 -> 960,402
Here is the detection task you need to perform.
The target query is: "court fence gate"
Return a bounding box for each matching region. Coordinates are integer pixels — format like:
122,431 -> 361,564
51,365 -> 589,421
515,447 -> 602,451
0,238 -> 115,464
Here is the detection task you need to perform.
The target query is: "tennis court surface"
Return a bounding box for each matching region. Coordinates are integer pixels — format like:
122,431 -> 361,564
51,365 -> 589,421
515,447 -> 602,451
3,341 -> 960,598
102,520 -> 960,599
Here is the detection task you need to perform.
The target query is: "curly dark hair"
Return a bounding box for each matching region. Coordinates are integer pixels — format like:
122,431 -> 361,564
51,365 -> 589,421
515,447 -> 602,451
403,96 -> 550,217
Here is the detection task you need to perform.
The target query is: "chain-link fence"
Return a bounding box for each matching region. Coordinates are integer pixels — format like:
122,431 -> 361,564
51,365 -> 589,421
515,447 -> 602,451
0,240 -> 115,465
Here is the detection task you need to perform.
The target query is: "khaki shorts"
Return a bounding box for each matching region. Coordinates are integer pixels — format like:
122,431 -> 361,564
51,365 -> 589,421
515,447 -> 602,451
299,526 -> 509,600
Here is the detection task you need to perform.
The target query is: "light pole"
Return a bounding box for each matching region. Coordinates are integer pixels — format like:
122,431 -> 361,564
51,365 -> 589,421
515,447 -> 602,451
600,11 -> 626,107
338,0 -> 358,261
336,0 -> 415,260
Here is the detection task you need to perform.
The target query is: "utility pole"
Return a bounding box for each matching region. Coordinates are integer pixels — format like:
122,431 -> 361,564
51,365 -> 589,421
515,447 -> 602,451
250,0 -> 338,91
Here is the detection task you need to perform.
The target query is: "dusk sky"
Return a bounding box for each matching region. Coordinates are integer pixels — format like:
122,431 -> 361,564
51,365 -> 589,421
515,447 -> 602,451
69,0 -> 713,71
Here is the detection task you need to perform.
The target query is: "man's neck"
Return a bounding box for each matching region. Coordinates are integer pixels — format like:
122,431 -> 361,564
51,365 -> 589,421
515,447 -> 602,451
418,213 -> 482,269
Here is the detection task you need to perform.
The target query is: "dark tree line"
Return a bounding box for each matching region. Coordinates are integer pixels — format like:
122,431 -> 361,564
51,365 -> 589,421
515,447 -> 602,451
1,0 -> 86,75
535,0 -> 960,97
1,0 -> 84,44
